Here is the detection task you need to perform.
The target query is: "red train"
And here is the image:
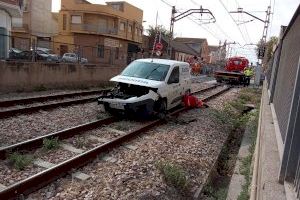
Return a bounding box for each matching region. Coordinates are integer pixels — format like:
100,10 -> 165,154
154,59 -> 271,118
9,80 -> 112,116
214,56 -> 249,83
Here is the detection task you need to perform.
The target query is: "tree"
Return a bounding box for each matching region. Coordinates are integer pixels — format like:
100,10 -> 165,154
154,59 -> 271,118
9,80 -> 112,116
265,36 -> 278,61
146,25 -> 172,39
256,36 -> 278,62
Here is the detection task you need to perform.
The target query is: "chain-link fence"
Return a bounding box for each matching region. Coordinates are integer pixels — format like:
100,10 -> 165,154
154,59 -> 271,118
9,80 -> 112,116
265,5 -> 300,195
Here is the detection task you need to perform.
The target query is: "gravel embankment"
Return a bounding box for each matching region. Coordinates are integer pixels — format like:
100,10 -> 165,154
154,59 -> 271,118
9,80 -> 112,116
0,102 -> 109,147
0,161 -> 44,187
27,89 -> 239,200
194,85 -> 229,100
191,82 -> 215,93
207,88 -> 240,110
0,120 -> 144,189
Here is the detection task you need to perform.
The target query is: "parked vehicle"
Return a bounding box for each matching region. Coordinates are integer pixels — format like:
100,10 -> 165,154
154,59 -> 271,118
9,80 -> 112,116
8,48 -> 23,59
8,48 -> 32,60
98,59 -> 192,117
8,47 -> 59,62
61,53 -> 88,63
37,47 -> 60,62
34,49 -> 49,61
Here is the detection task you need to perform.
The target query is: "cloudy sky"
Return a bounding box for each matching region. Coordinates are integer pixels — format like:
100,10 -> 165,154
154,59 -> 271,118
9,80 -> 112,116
52,0 -> 299,63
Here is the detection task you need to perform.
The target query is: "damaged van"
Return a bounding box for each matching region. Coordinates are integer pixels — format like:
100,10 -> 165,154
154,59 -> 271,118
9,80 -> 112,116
98,59 -> 191,117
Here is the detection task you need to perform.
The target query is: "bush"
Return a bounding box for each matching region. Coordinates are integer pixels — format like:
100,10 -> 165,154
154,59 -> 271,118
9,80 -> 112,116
156,161 -> 188,191
202,186 -> 228,200
211,104 -> 242,131
8,152 -> 33,170
74,136 -> 86,148
43,137 -> 60,150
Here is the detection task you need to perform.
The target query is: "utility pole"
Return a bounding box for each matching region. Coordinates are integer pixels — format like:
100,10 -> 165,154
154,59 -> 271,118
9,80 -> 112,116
260,6 -> 271,62
230,6 -> 272,64
167,6 -> 176,58
224,41 -> 236,58
230,6 -> 272,86
167,6 -> 216,59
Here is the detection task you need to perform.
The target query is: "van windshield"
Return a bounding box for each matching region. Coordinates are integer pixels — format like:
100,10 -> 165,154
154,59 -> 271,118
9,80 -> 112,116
121,61 -> 170,81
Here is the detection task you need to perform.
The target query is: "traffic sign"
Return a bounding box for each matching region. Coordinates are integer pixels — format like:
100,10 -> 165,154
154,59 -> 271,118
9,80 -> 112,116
155,43 -> 163,51
156,50 -> 162,56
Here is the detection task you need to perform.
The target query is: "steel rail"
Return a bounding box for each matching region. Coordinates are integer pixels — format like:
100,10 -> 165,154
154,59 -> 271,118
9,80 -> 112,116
201,86 -> 232,102
191,84 -> 220,95
0,97 -> 97,119
0,85 -> 219,119
0,89 -> 111,108
0,116 -> 117,160
0,84 -> 220,159
0,85 -> 231,200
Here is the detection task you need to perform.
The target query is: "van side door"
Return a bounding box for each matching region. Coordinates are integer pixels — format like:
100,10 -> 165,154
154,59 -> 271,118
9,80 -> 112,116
166,66 -> 181,108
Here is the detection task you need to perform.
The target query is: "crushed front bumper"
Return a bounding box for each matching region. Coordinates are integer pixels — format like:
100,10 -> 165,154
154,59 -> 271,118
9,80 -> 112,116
98,90 -> 159,114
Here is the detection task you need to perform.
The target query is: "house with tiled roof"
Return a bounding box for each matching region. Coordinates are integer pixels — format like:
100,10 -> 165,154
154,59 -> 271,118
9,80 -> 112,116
173,37 -> 210,62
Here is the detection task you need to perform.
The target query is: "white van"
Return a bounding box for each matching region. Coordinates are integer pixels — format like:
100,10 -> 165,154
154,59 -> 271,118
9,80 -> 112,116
98,59 -> 191,116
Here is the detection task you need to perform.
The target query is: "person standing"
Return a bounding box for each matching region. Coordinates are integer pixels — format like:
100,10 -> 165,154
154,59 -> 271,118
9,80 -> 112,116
244,67 -> 254,86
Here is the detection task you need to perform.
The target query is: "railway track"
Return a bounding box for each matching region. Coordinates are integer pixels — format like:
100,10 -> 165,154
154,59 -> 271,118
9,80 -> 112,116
0,89 -> 111,119
0,84 -> 230,199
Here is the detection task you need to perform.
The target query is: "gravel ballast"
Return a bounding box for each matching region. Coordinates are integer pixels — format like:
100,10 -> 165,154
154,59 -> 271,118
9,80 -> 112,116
26,89 -> 239,199
0,102 -> 109,147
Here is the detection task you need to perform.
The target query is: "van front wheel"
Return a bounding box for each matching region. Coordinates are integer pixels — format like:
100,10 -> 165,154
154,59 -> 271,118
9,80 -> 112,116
155,99 -> 167,119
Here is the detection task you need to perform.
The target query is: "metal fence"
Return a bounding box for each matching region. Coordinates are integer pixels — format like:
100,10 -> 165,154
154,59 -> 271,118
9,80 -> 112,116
265,5 -> 300,195
0,33 -> 143,67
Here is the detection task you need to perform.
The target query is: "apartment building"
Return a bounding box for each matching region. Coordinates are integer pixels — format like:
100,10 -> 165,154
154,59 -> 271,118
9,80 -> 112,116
54,0 -> 143,66
11,0 -> 58,50
0,0 -> 23,58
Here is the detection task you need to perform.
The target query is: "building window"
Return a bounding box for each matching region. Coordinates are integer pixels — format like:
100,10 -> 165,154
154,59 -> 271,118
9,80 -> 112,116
135,27 -> 138,35
128,25 -> 132,33
71,15 -> 82,24
140,29 -> 143,36
63,14 -> 67,30
120,22 -> 125,31
23,0 -> 29,11
115,48 -> 119,59
111,4 -> 121,11
97,45 -> 104,58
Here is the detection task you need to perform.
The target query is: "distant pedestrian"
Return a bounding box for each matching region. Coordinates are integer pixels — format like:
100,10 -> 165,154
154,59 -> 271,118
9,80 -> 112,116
243,67 -> 253,86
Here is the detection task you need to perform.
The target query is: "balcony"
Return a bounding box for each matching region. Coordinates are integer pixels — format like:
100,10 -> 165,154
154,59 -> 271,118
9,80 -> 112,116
0,0 -> 23,17
71,24 -> 117,35
12,23 -> 28,32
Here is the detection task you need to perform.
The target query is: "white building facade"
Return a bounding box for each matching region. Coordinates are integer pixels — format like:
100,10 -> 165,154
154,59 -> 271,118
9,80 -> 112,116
0,0 -> 23,59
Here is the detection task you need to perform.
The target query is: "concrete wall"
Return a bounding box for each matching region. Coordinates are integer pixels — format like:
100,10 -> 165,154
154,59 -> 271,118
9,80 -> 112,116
0,61 -> 123,92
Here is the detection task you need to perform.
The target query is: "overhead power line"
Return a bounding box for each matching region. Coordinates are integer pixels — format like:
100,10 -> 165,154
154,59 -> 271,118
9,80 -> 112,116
160,0 -> 173,7
189,0 -> 235,42
217,0 -> 248,44
241,14 -> 252,43
187,15 -> 223,41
